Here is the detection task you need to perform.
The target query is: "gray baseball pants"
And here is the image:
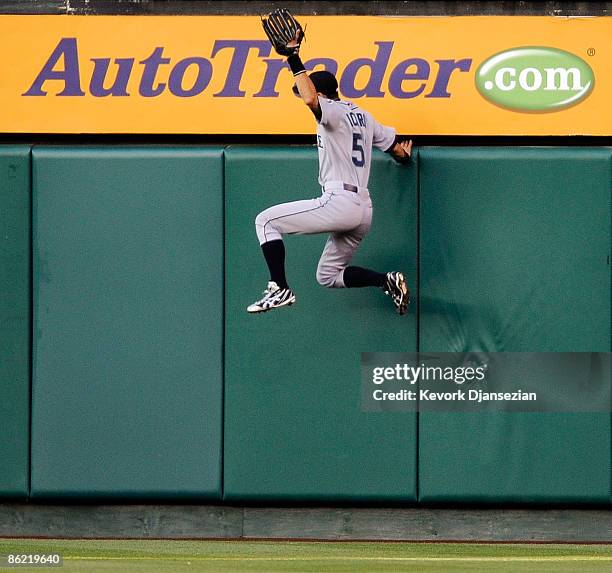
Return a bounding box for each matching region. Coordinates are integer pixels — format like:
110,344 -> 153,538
255,182 -> 372,288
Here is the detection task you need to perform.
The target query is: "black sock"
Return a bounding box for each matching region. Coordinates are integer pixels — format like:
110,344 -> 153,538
261,240 -> 289,289
343,266 -> 386,288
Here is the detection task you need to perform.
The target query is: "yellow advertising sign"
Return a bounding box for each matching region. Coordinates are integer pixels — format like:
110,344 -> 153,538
1,15 -> 610,135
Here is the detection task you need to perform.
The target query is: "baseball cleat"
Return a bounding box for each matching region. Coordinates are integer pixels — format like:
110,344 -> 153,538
247,281 -> 296,313
384,271 -> 410,315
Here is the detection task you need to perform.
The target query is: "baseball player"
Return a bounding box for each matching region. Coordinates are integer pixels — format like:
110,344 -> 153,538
249,9 -> 412,315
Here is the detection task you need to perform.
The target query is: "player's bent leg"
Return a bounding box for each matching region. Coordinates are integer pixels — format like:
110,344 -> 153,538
315,266 -> 339,288
248,237 -> 295,314
251,197 -> 326,314
251,192 -> 362,311
316,230 -> 364,288
255,193 -> 362,245
316,231 -> 410,314
317,196 -> 375,288
255,208 -> 285,245
260,239 -> 288,289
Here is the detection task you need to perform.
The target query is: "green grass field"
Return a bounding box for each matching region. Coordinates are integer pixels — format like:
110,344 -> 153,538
1,539 -> 612,572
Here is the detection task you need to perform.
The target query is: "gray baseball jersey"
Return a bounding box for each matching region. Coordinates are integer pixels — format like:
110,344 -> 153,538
317,97 -> 396,188
255,97 -> 396,288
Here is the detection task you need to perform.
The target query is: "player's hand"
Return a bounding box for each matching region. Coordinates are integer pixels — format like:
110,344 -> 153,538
390,139 -> 413,164
287,28 -> 304,50
399,139 -> 413,159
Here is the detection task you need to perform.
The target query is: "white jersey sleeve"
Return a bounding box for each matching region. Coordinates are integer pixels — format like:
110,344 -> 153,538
371,114 -> 396,151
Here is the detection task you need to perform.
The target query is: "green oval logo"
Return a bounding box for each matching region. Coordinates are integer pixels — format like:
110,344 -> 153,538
476,47 -> 594,112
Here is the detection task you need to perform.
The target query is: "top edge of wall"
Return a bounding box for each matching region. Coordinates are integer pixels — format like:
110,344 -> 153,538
0,1 -> 609,17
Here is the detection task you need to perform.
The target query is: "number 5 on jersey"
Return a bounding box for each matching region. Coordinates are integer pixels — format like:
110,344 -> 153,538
352,133 -> 365,167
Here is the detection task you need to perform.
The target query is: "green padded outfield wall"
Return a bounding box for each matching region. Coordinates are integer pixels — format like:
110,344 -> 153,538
224,147 -> 418,502
31,147 -> 223,499
0,146 -> 31,498
418,148 -> 612,503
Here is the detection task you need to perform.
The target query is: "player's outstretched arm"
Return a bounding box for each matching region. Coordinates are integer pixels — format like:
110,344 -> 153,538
291,63 -> 320,116
281,22 -> 322,117
388,139 -> 413,164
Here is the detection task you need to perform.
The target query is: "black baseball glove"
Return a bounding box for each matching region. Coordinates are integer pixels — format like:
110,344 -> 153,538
261,9 -> 305,57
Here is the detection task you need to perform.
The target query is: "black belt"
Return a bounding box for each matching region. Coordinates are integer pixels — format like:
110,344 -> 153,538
343,183 -> 358,193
